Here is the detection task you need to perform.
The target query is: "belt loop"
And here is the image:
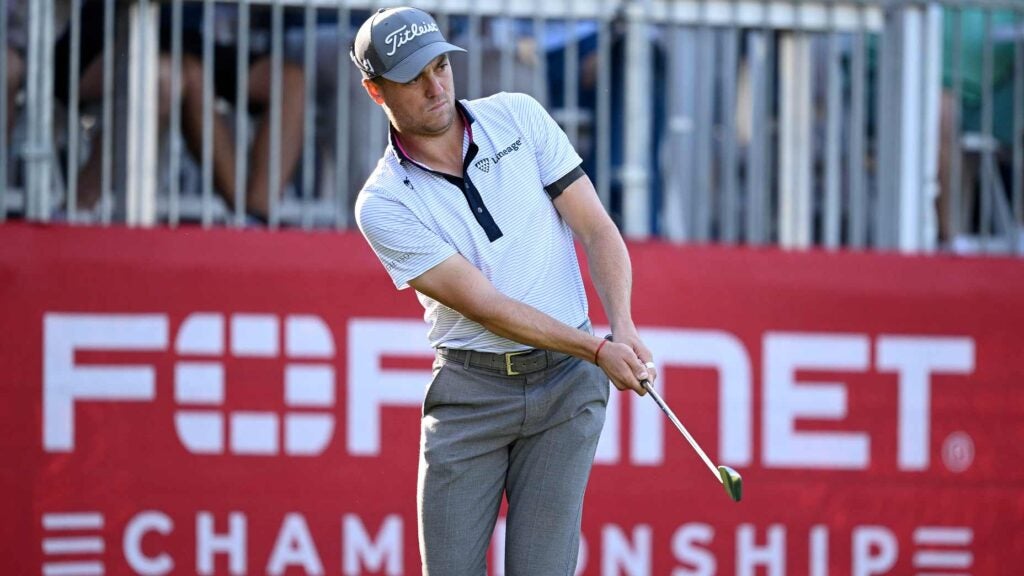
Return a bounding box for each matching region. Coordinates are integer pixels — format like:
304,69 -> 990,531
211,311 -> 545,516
463,351 -> 472,370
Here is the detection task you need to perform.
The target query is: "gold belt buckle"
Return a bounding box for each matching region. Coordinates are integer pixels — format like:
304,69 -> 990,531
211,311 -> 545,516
504,350 -> 531,376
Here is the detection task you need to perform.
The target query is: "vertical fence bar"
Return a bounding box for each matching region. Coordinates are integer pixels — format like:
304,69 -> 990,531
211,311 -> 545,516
532,0 -> 547,106
595,0 -> 611,210
201,0 -> 215,227
169,0 -> 183,226
127,0 -> 158,226
721,22 -> 739,244
694,6 -> 713,242
499,3 -> 514,92
269,0 -> 283,229
683,25 -> 699,240
101,0 -> 115,224
367,0 -> 385,189
436,4 -> 450,45
498,15 -> 512,92
1014,9 -> 1023,251
622,0 -> 651,238
920,4 -> 942,252
874,12 -> 888,249
663,19 -> 692,241
942,8 -> 958,241
564,2 -> 579,146
22,0 -> 53,221
334,0 -> 350,229
764,22 -> 777,244
849,12 -> 867,248
302,1 -> 317,230
824,14 -> 842,249
468,10 -> 482,100
38,0 -> 54,221
875,11 -> 896,250
949,7 -> 963,243
916,5 -> 928,251
980,10 -> 993,246
23,0 -> 37,219
532,0 -> 548,106
66,0 -> 82,219
746,30 -> 768,245
0,1 -> 7,221
234,0 -> 251,227
778,1 -> 812,250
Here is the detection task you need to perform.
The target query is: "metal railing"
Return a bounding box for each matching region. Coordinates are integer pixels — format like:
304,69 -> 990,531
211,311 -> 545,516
2,0 -> 1022,256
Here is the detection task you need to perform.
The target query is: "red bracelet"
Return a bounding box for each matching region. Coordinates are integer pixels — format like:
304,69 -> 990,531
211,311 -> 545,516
593,339 -> 609,365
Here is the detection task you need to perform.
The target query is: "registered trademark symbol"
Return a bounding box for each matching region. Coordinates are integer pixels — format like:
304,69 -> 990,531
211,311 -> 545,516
942,431 -> 974,473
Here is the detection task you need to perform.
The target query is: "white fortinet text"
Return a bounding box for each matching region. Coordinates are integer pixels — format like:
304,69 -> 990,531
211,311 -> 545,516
43,315 -> 974,471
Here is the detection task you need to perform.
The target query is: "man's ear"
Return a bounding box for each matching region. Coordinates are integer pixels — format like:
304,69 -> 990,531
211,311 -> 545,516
363,78 -> 386,105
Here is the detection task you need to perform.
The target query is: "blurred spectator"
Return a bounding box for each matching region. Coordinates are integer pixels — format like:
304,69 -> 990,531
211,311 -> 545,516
172,3 -> 306,222
938,8 -> 1018,242
53,1 -> 305,223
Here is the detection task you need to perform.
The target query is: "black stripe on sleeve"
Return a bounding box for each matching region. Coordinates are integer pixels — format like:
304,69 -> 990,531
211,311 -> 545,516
544,164 -> 586,200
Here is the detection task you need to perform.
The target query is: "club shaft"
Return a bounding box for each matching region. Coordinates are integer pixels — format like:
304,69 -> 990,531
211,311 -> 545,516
643,381 -> 723,484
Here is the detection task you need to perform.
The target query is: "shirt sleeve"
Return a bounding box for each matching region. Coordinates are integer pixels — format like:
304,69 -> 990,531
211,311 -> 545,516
355,190 -> 458,290
504,92 -> 583,189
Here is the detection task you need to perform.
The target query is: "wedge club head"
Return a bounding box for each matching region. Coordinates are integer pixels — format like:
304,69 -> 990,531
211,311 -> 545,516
718,466 -> 742,502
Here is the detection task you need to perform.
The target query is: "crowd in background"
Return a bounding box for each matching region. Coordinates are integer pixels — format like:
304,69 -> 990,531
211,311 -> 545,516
2,0 -> 1020,244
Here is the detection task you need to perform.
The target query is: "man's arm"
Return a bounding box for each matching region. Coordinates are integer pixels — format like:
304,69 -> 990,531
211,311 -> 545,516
552,173 -> 657,393
408,254 -> 604,361
406,228 -> 651,394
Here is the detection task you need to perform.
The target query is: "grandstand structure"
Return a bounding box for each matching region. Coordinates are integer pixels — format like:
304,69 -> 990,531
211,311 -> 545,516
2,0 -> 1021,254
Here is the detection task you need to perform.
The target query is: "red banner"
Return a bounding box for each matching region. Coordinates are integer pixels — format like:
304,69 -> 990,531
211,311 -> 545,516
2,222 -> 1023,575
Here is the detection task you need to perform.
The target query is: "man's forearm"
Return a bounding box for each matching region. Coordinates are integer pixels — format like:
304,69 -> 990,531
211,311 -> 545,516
581,223 -> 635,335
468,294 -> 605,361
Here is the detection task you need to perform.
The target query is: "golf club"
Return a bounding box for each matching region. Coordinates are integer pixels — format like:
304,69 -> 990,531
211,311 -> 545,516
642,378 -> 742,502
604,336 -> 742,501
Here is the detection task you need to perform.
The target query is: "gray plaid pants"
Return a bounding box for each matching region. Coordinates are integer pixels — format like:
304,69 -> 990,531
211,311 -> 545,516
418,343 -> 609,575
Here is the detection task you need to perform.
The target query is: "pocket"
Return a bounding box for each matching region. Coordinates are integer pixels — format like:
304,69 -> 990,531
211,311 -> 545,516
422,362 -> 450,417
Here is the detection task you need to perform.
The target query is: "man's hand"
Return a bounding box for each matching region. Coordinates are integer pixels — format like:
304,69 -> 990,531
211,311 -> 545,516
596,332 -> 657,396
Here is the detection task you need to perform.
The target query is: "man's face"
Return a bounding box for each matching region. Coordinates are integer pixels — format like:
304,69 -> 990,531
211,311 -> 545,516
366,55 -> 457,137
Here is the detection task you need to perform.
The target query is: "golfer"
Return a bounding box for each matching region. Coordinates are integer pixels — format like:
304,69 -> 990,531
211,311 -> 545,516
352,7 -> 657,574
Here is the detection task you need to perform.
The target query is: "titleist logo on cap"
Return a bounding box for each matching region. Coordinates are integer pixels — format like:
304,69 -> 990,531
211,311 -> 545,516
385,22 -> 440,56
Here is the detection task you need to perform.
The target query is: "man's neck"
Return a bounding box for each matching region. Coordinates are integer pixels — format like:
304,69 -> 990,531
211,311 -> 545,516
394,112 -> 466,177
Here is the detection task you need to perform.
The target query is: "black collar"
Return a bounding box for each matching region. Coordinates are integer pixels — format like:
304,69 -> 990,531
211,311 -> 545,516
387,100 -> 502,243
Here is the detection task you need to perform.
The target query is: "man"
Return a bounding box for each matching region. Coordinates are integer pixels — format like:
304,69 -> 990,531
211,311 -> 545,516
351,7 -> 657,574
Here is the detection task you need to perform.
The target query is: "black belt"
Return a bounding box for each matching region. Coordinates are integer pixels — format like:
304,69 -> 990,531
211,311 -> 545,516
437,347 -> 572,376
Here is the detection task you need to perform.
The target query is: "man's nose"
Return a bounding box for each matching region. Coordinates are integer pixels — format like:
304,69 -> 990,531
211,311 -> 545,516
424,73 -> 444,96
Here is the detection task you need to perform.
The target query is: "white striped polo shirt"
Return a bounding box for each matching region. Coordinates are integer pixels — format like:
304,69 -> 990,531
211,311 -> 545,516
355,91 -> 589,352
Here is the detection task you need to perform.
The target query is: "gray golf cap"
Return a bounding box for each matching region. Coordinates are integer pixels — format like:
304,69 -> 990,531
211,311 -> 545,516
350,7 -> 466,83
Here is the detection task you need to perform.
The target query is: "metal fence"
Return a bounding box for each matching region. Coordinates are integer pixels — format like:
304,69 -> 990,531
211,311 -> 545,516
2,0 -> 1022,255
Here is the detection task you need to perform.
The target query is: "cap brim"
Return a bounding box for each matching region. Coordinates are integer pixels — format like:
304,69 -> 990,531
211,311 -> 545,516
381,42 -> 466,83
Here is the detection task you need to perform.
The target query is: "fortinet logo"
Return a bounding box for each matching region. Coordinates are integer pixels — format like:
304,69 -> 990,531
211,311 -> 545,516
42,314 -> 975,473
